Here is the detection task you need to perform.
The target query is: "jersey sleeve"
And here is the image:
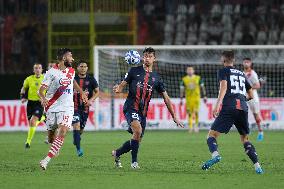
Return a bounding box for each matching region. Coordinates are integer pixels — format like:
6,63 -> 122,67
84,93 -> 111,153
92,77 -> 99,89
218,69 -> 228,81
155,77 -> 166,94
123,67 -> 133,83
41,70 -> 53,88
23,77 -> 29,89
245,77 -> 252,91
250,71 -> 259,85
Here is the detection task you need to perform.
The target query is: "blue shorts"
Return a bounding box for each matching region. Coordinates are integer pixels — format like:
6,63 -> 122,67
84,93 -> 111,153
72,110 -> 89,129
211,109 -> 250,135
124,109 -> 146,137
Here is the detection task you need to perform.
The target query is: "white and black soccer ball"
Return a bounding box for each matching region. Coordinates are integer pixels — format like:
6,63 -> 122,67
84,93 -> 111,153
124,50 -> 141,65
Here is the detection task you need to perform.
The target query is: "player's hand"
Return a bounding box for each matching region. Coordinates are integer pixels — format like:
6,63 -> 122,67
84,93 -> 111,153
21,98 -> 28,103
212,104 -> 220,118
87,99 -> 93,106
81,93 -> 88,104
113,84 -> 122,93
173,117 -> 184,128
40,97 -> 49,108
203,97 -> 207,104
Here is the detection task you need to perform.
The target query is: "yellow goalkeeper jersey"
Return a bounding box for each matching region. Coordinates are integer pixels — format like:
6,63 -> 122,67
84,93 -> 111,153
182,75 -> 202,98
23,74 -> 44,101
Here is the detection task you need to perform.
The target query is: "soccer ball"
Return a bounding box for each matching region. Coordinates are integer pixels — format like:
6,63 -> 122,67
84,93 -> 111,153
125,50 -> 141,65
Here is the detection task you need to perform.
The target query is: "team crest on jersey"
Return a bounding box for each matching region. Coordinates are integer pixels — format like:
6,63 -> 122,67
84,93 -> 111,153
85,81 -> 89,85
152,77 -> 155,82
59,78 -> 71,86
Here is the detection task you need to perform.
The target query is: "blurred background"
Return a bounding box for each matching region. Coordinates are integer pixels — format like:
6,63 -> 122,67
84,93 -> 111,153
1,0 -> 284,99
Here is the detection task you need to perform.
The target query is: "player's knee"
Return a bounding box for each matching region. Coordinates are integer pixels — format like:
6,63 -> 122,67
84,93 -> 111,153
240,135 -> 249,144
207,130 -> 219,139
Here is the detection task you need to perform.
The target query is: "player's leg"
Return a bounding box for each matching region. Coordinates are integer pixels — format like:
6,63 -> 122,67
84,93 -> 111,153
72,112 -> 83,156
25,115 -> 39,148
235,110 -> 263,174
240,135 -> 263,174
40,111 -> 72,170
129,120 -> 142,168
248,100 -> 263,141
202,110 -> 233,170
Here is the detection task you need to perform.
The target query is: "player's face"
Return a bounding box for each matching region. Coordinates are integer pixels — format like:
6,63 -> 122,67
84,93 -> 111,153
48,63 -> 56,70
77,63 -> 88,75
143,52 -> 155,67
33,64 -> 42,75
187,67 -> 194,76
243,60 -> 252,69
63,52 -> 74,67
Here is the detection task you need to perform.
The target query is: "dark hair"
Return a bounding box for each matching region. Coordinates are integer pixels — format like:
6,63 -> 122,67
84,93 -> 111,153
77,60 -> 88,67
222,50 -> 234,63
57,48 -> 72,61
243,57 -> 251,61
143,47 -> 155,57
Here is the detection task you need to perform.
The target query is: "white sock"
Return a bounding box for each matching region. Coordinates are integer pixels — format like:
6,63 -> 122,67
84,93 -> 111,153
44,156 -> 51,163
259,131 -> 264,135
254,162 -> 261,169
212,151 -> 219,158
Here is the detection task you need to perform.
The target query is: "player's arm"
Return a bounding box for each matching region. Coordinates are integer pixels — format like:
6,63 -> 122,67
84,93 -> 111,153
114,69 -> 132,93
246,78 -> 254,101
200,78 -> 207,103
213,80 -> 227,118
250,72 -> 261,89
38,84 -> 49,107
20,78 -> 29,103
179,80 -> 185,104
161,91 -> 184,128
73,80 -> 88,103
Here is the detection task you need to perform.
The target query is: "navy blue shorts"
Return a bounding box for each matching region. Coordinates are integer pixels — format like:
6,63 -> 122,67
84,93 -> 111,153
72,110 -> 89,129
124,109 -> 146,137
211,109 -> 250,135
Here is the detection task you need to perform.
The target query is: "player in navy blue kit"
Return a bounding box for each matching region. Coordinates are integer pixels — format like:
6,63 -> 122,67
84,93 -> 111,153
72,61 -> 99,156
112,47 -> 184,169
202,50 -> 263,174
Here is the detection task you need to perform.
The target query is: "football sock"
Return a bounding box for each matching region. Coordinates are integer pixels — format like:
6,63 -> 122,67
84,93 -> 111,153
130,139 -> 139,163
207,137 -> 219,156
188,115 -> 193,130
256,118 -> 263,132
46,136 -> 64,160
116,140 -> 131,157
244,141 -> 258,164
26,126 -> 36,144
73,130 -> 81,150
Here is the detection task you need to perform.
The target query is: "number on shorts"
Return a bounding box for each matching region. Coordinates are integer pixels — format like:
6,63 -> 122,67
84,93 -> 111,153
131,113 -> 139,120
63,115 -> 69,123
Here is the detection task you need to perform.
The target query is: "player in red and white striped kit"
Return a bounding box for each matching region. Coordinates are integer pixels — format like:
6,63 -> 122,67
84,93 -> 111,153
243,58 -> 264,141
38,48 -> 87,170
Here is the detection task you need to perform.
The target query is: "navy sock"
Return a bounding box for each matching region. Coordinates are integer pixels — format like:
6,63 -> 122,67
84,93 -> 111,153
207,137 -> 218,153
116,140 -> 131,157
244,142 -> 258,164
73,130 -> 81,151
130,139 -> 139,163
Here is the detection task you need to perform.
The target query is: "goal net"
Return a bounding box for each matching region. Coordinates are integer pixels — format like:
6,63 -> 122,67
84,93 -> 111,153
94,45 -> 284,130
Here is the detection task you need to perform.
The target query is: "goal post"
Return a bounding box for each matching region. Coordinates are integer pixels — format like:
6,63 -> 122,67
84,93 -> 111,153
94,45 -> 284,130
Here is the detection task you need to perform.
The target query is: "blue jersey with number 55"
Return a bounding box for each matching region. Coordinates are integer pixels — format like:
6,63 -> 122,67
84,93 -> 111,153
218,66 -> 252,112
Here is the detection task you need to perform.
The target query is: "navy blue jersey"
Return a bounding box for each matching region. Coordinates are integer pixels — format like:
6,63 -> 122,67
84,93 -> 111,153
218,66 -> 251,111
123,65 -> 165,116
74,74 -> 98,112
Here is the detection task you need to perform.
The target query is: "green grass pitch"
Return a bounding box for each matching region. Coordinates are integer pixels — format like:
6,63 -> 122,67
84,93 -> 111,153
1,130 -> 284,189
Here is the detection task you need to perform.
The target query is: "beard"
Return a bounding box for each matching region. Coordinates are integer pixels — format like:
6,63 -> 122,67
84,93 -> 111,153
64,60 -> 72,67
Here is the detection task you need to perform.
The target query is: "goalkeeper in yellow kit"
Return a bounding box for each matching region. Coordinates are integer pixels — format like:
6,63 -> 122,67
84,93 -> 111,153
180,67 -> 207,132
20,63 -> 45,148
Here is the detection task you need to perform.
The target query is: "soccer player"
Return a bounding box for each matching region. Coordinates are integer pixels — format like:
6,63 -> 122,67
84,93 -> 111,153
20,63 -> 44,148
38,48 -> 87,170
202,50 -> 263,174
72,61 -> 99,157
243,58 -> 264,141
180,66 -> 207,133
112,47 -> 184,169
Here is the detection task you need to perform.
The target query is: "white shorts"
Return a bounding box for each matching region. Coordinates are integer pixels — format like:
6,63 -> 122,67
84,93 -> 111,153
46,110 -> 74,131
247,100 -> 260,114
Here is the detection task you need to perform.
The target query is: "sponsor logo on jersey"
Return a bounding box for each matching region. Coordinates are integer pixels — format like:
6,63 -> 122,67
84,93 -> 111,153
59,78 -> 71,86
